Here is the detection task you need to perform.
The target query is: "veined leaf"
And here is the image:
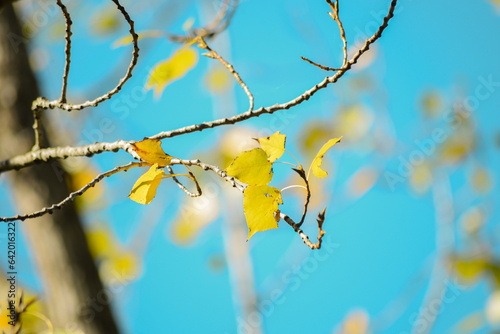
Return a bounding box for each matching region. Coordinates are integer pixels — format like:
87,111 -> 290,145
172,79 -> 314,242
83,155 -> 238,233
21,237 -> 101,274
243,185 -> 282,239
146,47 -> 198,98
129,164 -> 165,204
310,137 -> 342,178
225,148 -> 273,185
113,30 -> 165,48
257,131 -> 286,162
131,138 -> 172,167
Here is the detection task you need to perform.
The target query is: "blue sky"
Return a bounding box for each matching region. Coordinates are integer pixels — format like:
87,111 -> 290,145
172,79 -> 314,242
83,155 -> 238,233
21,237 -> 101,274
2,0 -> 500,333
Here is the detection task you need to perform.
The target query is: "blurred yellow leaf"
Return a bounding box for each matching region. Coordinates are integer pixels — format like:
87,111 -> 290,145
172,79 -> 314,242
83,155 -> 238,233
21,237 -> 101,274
470,167 -> 492,193
421,91 -> 443,117
243,185 -> 282,239
452,311 -> 485,334
86,227 -> 115,258
453,257 -> 488,283
91,7 -> 122,35
461,207 -> 484,236
409,162 -> 433,194
132,138 -> 172,167
257,131 -> 286,162
347,167 -> 378,198
299,121 -> 332,157
146,48 -> 198,98
225,148 -> 273,185
342,309 -> 369,334
100,251 -> 140,283
333,105 -> 373,142
487,291 -> 500,326
170,196 -> 220,246
310,137 -> 342,178
113,30 -> 164,48
129,164 -> 165,204
204,66 -> 233,94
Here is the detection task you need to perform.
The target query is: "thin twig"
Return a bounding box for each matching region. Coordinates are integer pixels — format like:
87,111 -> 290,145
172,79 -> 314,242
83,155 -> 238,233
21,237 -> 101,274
31,107 -> 43,150
326,0 -> 348,66
281,208 -> 327,250
0,162 -> 148,222
197,37 -> 254,113
292,168 -> 311,228
166,165 -> 202,197
32,0 -> 139,111
56,0 -> 72,103
300,56 -> 342,71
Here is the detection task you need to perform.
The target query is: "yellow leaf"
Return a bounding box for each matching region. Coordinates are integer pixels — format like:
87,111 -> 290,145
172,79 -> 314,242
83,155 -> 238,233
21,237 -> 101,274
342,309 -> 369,334
243,185 -> 283,239
310,137 -> 342,178
257,131 -> 286,162
225,148 -> 273,185
420,91 -> 443,117
131,138 -> 172,167
347,167 -> 378,198
113,30 -> 164,48
145,47 -> 198,98
129,164 -> 165,204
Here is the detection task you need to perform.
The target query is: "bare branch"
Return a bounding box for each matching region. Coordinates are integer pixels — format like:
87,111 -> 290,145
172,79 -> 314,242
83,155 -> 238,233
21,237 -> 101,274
32,0 -> 139,112
56,0 -> 72,104
0,162 -> 148,222
197,36 -> 254,113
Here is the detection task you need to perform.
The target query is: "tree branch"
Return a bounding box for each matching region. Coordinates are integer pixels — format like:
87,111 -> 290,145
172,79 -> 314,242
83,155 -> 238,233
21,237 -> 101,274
0,0 -> 398,174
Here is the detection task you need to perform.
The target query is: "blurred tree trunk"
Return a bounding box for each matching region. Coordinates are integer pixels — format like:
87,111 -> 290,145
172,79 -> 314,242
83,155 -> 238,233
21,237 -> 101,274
0,4 -> 119,334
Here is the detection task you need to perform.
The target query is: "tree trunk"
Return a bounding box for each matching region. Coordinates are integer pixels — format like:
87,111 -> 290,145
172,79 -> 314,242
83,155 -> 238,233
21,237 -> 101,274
0,4 -> 119,333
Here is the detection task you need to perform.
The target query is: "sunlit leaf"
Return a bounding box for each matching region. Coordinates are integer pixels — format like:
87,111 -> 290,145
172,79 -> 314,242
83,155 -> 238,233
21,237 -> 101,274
129,164 -> 165,204
257,131 -> 286,162
113,30 -> 165,48
145,47 -> 198,98
243,185 -> 282,239
225,148 -> 273,185
204,66 -> 233,94
131,138 -> 172,167
310,137 -> 342,178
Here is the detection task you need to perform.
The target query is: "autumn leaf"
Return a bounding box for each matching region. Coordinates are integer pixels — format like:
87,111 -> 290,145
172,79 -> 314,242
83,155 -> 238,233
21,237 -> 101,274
310,137 -> 342,178
225,148 -> 273,185
113,30 -> 165,48
257,131 -> 286,162
129,164 -> 165,204
204,66 -> 233,94
145,47 -> 198,98
131,138 -> 172,167
243,185 -> 283,239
